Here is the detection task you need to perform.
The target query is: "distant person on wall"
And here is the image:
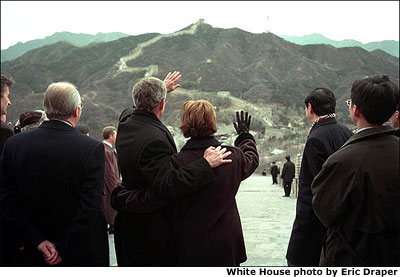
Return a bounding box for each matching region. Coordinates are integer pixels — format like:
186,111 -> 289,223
270,161 -> 279,184
286,87 -> 353,267
101,126 -> 120,235
77,123 -> 90,136
0,82 -> 109,266
110,72 -> 232,266
312,75 -> 399,266
280,156 -> 295,197
13,110 -> 48,134
172,103 -> 259,266
262,169 -> 266,176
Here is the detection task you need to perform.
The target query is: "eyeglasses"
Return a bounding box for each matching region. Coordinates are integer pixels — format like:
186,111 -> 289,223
346,99 -> 351,107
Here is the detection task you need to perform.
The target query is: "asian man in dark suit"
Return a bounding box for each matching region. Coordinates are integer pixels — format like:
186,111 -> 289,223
286,87 -> 353,266
0,82 -> 109,266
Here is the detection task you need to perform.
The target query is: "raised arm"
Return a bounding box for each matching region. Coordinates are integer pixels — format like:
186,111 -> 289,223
233,111 -> 259,180
164,71 -> 182,93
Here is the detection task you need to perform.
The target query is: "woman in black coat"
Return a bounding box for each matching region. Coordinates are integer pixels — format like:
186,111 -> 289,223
171,100 -> 259,266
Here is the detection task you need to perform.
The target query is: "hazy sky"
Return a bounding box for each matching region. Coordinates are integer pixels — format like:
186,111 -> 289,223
1,1 -> 399,50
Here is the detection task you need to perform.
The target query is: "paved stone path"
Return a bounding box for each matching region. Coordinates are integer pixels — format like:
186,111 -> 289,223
237,174 -> 297,266
108,174 -> 297,266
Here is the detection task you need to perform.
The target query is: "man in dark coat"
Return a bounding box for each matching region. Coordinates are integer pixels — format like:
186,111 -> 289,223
270,162 -> 279,184
280,156 -> 295,197
312,75 -> 399,266
111,72 -> 232,266
0,74 -> 13,155
0,74 -> 18,266
286,87 -> 353,266
0,82 -> 109,266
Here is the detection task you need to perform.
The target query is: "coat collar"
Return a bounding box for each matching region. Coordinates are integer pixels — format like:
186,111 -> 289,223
1,121 -> 13,132
181,136 -> 221,150
132,109 -> 163,126
130,109 -> 177,152
39,120 -> 77,132
311,117 -> 337,131
103,141 -> 113,149
341,125 -> 397,148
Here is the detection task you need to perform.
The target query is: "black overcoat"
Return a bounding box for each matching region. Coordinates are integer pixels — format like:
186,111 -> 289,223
171,135 -> 259,266
270,165 -> 279,176
312,126 -> 400,266
0,120 -> 109,266
112,109 -> 215,266
0,121 -> 16,266
281,161 -> 295,182
286,117 -> 353,266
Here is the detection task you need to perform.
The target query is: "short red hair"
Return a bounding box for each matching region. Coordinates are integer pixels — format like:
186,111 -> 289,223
179,100 -> 217,138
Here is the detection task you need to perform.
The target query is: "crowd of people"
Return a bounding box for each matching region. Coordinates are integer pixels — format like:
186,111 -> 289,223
0,71 -> 399,267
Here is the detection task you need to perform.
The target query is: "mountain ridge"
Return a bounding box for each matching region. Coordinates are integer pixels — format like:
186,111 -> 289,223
2,29 -> 398,63
1,31 -> 131,62
279,33 -> 399,57
1,21 -> 398,143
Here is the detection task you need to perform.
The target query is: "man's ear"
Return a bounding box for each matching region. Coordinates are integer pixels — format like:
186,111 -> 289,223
73,106 -> 80,118
159,98 -> 165,110
353,104 -> 361,117
307,103 -> 313,114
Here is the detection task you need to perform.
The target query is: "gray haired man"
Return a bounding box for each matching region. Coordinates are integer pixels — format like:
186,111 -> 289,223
111,72 -> 232,266
0,82 -> 109,266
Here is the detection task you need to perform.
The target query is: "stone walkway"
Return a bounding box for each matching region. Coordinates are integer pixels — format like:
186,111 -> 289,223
237,174 -> 297,266
108,174 -> 297,266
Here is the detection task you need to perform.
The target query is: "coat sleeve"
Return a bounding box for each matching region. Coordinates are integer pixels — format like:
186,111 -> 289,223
234,134 -> 259,180
311,158 -> 355,227
56,143 -> 105,261
111,139 -> 215,213
0,140 -> 46,249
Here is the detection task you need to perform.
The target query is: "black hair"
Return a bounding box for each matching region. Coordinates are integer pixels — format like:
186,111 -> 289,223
1,74 -> 13,96
285,155 -> 290,161
77,124 -> 90,135
350,75 -> 398,124
304,88 -> 336,116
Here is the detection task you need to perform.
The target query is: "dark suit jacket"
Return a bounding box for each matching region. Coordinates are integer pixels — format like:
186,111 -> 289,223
281,161 -> 295,182
0,121 -> 15,266
270,165 -> 279,176
171,135 -> 259,266
312,126 -> 399,266
0,121 -> 13,156
0,120 -> 109,266
286,117 -> 353,266
112,108 -> 215,266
